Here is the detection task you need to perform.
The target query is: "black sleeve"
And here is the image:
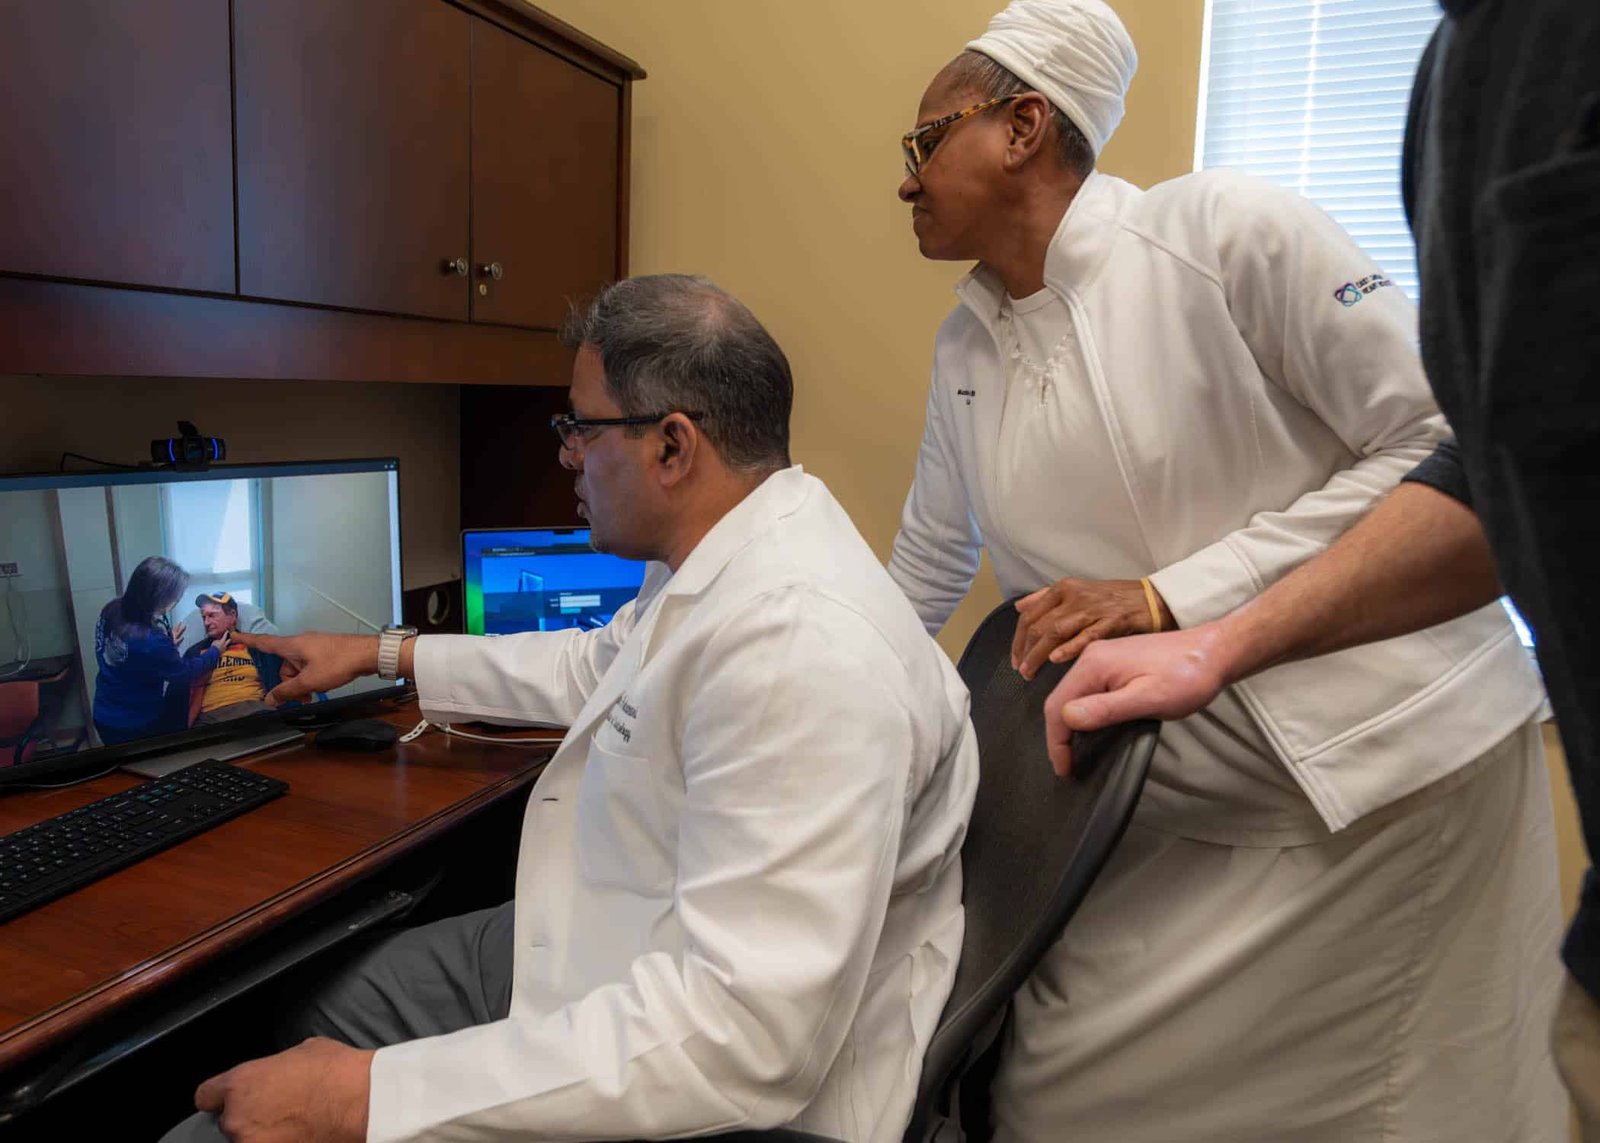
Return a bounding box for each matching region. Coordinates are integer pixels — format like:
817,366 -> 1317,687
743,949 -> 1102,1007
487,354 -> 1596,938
1400,437 -> 1472,505
1401,22 -> 1444,234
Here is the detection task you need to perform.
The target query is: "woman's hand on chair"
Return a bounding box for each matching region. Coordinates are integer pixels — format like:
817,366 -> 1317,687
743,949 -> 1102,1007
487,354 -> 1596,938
1011,577 -> 1175,681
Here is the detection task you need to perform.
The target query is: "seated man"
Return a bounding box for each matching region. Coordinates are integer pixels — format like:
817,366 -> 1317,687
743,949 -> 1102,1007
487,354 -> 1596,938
165,274 -> 979,1143
183,592 -> 284,725
175,592 -> 278,655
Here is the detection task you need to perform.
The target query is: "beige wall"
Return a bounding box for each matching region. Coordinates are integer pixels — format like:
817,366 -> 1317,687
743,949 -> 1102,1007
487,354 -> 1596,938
539,0 -> 1205,657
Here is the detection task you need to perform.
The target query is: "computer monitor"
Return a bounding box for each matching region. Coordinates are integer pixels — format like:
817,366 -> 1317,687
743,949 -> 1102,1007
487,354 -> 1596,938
0,459 -> 404,787
462,527 -> 646,637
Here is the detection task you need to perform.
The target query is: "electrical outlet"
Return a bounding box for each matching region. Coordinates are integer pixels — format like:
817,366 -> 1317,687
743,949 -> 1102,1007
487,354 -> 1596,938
0,562 -> 19,578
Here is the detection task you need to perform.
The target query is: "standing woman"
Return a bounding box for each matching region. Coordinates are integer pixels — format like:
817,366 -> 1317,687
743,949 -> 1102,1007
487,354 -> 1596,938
889,1 -> 1563,1138
93,556 -> 228,745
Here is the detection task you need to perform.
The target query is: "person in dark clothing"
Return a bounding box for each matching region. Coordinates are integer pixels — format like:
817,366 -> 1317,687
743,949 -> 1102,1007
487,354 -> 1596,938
1404,4 -> 1600,1126
92,556 -> 229,746
1040,1 -> 1600,1131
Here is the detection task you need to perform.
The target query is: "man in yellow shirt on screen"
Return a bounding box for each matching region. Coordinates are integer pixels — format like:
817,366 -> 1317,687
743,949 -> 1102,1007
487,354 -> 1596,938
185,592 -> 284,725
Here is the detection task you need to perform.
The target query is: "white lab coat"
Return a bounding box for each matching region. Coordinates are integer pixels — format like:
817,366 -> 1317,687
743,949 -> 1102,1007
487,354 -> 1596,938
889,170 -> 1562,1139
368,466 -> 979,1143
890,168 -> 1545,831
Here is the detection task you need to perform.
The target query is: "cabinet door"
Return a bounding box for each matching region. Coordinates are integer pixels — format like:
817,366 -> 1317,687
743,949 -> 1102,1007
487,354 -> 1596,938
234,0 -> 471,320
0,0 -> 233,293
471,22 -> 621,330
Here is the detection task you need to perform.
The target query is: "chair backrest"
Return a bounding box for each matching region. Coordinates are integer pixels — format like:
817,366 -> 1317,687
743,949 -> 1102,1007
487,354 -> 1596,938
0,680 -> 44,767
903,599 -> 1157,1142
0,680 -> 41,734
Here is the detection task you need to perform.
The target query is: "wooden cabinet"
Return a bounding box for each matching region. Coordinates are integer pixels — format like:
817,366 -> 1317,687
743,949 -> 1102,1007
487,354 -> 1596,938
234,0 -> 474,321
0,0 -> 641,386
470,21 -> 621,329
233,0 -> 625,329
0,0 -> 234,293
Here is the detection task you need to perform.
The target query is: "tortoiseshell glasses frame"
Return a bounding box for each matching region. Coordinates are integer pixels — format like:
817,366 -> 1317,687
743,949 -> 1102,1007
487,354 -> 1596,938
901,94 -> 1021,177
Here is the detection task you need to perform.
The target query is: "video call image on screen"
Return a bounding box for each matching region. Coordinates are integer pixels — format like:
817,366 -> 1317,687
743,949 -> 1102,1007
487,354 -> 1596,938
0,461 -> 402,766
463,529 -> 646,637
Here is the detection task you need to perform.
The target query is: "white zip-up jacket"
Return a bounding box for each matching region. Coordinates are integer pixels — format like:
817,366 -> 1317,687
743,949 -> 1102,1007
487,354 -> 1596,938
889,169 -> 1543,832
370,466 -> 978,1142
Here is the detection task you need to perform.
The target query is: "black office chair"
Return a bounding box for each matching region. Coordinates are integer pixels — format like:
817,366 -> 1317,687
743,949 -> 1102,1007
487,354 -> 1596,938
709,599 -> 1158,1143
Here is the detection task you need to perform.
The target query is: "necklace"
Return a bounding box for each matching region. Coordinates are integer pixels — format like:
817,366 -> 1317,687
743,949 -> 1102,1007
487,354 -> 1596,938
997,300 -> 1076,405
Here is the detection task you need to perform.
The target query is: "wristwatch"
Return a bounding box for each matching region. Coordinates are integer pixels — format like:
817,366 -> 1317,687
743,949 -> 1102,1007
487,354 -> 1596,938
377,624 -> 419,680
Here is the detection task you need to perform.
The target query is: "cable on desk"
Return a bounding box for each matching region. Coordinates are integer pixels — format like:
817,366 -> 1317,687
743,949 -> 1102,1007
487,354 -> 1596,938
399,720 -> 557,748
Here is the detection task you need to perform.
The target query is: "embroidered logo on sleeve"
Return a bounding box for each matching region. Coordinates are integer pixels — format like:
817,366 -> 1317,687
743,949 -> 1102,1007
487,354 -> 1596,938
1334,274 -> 1394,307
956,388 -> 977,406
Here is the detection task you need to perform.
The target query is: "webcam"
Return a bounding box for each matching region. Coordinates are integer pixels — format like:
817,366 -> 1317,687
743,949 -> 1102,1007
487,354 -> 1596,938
151,421 -> 226,471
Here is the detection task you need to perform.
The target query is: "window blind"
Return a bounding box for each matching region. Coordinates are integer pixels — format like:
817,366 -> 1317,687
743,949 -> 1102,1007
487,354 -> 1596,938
1197,0 -> 1442,300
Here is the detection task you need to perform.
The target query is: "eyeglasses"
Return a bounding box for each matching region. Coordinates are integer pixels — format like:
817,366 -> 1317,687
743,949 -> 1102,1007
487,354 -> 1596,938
901,94 -> 1020,177
549,410 -> 705,450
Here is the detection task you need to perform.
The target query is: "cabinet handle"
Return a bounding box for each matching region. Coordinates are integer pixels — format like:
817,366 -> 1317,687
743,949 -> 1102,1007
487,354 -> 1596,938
478,261 -> 504,281
443,257 -> 468,276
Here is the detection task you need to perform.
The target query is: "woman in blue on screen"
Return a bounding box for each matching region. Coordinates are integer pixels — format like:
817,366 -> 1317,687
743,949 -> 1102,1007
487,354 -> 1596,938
92,556 -> 230,746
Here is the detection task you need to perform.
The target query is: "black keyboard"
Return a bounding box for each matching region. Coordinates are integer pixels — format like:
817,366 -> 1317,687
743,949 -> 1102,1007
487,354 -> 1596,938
0,758 -> 288,924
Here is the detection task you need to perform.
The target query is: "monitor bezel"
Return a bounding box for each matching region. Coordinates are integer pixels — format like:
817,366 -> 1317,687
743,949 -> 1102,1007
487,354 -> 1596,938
0,458 -> 406,792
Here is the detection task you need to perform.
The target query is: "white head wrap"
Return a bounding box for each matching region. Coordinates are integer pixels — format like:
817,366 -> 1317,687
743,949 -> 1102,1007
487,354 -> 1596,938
966,0 -> 1138,157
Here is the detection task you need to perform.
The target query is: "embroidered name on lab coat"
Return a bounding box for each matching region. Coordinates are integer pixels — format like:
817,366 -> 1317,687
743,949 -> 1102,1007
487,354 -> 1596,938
605,694 -> 638,743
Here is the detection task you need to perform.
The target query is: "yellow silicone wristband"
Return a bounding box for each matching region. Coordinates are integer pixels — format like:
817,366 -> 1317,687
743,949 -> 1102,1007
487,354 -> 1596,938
1141,577 -> 1164,633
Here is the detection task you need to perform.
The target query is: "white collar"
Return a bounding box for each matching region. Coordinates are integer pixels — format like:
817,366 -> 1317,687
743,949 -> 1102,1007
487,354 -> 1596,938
650,464 -> 811,604
954,171 -> 1131,329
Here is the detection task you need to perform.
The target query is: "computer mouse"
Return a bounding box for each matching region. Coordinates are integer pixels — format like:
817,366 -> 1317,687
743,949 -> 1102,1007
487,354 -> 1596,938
314,718 -> 399,752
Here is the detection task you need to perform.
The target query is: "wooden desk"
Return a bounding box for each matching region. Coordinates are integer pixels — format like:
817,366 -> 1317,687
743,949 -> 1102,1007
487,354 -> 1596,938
0,702 -> 558,1107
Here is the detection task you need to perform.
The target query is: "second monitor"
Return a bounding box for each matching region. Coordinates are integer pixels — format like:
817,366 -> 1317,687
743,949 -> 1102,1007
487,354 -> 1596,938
462,528 -> 646,637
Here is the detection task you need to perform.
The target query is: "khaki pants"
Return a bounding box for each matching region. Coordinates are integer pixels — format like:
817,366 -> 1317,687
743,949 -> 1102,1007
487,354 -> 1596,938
1556,973 -> 1600,1142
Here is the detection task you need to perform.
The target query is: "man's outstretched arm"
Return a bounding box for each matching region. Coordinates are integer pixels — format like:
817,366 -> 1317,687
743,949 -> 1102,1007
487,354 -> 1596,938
1045,475 -> 1501,774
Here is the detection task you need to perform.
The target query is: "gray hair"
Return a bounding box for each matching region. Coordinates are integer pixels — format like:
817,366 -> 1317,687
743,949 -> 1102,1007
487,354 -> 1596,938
559,275 -> 792,475
945,50 -> 1096,179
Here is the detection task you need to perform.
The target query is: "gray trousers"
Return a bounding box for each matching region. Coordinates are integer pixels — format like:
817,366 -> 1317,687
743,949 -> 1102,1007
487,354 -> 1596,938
160,901 -> 514,1141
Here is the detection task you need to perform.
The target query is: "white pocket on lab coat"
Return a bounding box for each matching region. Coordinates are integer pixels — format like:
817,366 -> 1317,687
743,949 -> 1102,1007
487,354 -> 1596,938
576,738 -> 675,894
